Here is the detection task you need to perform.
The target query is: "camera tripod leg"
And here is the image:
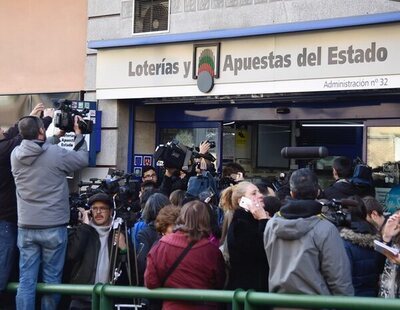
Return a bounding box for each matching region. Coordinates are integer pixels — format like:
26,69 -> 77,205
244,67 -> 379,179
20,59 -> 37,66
109,225 -> 122,284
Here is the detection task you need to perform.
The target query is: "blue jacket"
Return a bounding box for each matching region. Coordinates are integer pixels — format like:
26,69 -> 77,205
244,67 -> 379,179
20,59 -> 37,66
340,224 -> 386,297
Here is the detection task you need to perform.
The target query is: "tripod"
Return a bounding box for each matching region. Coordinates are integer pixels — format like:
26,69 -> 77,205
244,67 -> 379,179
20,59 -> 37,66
108,214 -> 146,309
109,216 -> 139,286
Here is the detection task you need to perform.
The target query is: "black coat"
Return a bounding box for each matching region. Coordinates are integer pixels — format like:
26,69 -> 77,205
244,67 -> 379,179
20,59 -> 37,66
0,117 -> 52,223
65,223 -> 134,286
227,208 -> 268,291
137,222 -> 160,285
0,123 -> 20,222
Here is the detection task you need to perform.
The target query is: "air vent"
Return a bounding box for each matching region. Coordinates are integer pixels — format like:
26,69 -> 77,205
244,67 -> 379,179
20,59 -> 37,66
133,0 -> 169,34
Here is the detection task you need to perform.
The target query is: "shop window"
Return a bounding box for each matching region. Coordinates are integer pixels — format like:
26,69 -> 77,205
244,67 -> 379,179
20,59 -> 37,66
257,123 -> 291,169
367,126 -> 400,187
366,125 -> 400,212
133,0 -> 169,34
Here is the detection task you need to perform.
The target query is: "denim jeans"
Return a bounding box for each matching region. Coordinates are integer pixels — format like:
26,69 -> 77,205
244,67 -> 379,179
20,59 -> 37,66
16,226 -> 67,310
0,220 -> 17,291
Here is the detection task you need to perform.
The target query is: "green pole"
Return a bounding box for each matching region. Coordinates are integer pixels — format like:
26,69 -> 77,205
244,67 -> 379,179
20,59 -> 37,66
92,283 -> 103,310
244,290 -> 256,310
100,284 -> 114,310
232,289 -> 244,310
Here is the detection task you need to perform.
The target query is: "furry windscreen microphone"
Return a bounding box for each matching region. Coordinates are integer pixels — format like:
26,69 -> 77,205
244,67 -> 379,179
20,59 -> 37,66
281,146 -> 328,159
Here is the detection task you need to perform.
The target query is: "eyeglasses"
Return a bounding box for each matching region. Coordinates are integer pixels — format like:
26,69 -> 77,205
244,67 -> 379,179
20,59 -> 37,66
91,207 -> 110,213
143,173 -> 157,179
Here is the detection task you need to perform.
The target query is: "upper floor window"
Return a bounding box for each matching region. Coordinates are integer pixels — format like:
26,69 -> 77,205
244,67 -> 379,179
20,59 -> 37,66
133,0 -> 169,34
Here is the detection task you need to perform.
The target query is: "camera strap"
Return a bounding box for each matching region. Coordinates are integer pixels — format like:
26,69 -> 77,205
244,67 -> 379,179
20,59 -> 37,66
160,240 -> 196,287
73,137 -> 85,151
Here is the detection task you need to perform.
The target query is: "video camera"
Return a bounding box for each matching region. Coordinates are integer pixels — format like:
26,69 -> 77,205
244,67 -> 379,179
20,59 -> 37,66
100,169 -> 141,224
320,198 -> 358,227
69,192 -> 90,226
68,169 -> 140,226
53,99 -> 93,134
154,139 -> 216,171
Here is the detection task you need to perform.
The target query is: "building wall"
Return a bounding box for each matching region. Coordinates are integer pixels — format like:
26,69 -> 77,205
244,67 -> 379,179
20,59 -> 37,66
86,0 -> 400,41
85,0 -> 400,174
0,0 -> 87,95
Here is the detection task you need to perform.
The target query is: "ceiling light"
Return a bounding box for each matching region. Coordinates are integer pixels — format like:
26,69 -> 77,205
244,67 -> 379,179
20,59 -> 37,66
301,123 -> 364,127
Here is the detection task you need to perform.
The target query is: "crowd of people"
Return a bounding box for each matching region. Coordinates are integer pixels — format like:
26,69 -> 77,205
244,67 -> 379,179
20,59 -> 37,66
2,105 -> 400,310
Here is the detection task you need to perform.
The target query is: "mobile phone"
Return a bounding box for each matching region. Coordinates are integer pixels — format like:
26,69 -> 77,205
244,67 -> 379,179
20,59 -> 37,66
239,196 -> 252,212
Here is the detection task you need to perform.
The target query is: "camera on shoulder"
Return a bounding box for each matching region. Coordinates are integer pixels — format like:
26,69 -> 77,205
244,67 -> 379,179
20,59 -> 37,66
53,99 -> 93,134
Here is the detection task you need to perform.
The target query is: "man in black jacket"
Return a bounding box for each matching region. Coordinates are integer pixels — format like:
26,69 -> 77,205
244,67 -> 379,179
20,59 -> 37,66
323,156 -> 357,200
0,103 -> 53,304
65,193 -> 131,310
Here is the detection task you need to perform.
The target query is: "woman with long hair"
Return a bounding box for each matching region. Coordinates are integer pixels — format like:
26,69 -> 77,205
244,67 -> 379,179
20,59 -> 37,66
221,181 -> 270,291
145,200 -> 225,309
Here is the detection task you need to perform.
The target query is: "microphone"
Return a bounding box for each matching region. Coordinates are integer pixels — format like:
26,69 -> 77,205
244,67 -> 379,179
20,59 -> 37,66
281,146 -> 328,159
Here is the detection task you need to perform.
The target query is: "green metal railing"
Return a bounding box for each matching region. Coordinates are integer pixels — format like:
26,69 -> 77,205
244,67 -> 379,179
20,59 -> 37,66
6,282 -> 400,310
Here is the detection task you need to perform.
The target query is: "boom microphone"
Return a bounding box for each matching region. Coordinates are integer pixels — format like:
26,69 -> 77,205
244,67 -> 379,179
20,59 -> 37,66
281,146 -> 328,159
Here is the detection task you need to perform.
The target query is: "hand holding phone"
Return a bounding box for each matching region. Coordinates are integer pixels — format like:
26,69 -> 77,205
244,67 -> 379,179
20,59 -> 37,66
78,207 -> 91,224
239,196 -> 269,220
239,196 -> 252,212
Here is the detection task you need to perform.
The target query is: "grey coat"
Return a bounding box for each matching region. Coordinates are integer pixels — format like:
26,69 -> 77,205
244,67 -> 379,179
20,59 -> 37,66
264,205 -> 354,296
11,135 -> 88,228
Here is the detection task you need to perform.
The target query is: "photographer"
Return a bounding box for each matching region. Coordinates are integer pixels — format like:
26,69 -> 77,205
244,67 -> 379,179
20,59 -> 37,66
0,103 -> 53,306
159,140 -> 213,196
11,114 -> 88,310
64,193 -> 131,309
141,166 -> 158,186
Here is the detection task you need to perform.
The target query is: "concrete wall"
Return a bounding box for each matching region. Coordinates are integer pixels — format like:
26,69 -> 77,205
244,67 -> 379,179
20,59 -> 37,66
0,0 -> 87,94
86,0 -> 400,40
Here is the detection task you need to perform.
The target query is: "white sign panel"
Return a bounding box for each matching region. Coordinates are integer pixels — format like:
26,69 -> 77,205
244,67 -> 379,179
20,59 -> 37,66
96,23 -> 400,99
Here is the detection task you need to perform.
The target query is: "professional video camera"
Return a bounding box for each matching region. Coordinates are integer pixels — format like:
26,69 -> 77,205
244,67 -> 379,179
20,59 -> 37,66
101,169 -> 141,225
154,139 -> 216,171
69,192 -> 90,226
69,169 -> 140,226
67,178 -> 104,226
320,198 -> 359,227
53,99 -> 93,134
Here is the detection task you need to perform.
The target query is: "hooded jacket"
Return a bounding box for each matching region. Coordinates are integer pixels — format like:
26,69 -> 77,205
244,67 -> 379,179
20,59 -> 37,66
340,222 -> 386,296
264,199 -> 354,296
11,135 -> 88,228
